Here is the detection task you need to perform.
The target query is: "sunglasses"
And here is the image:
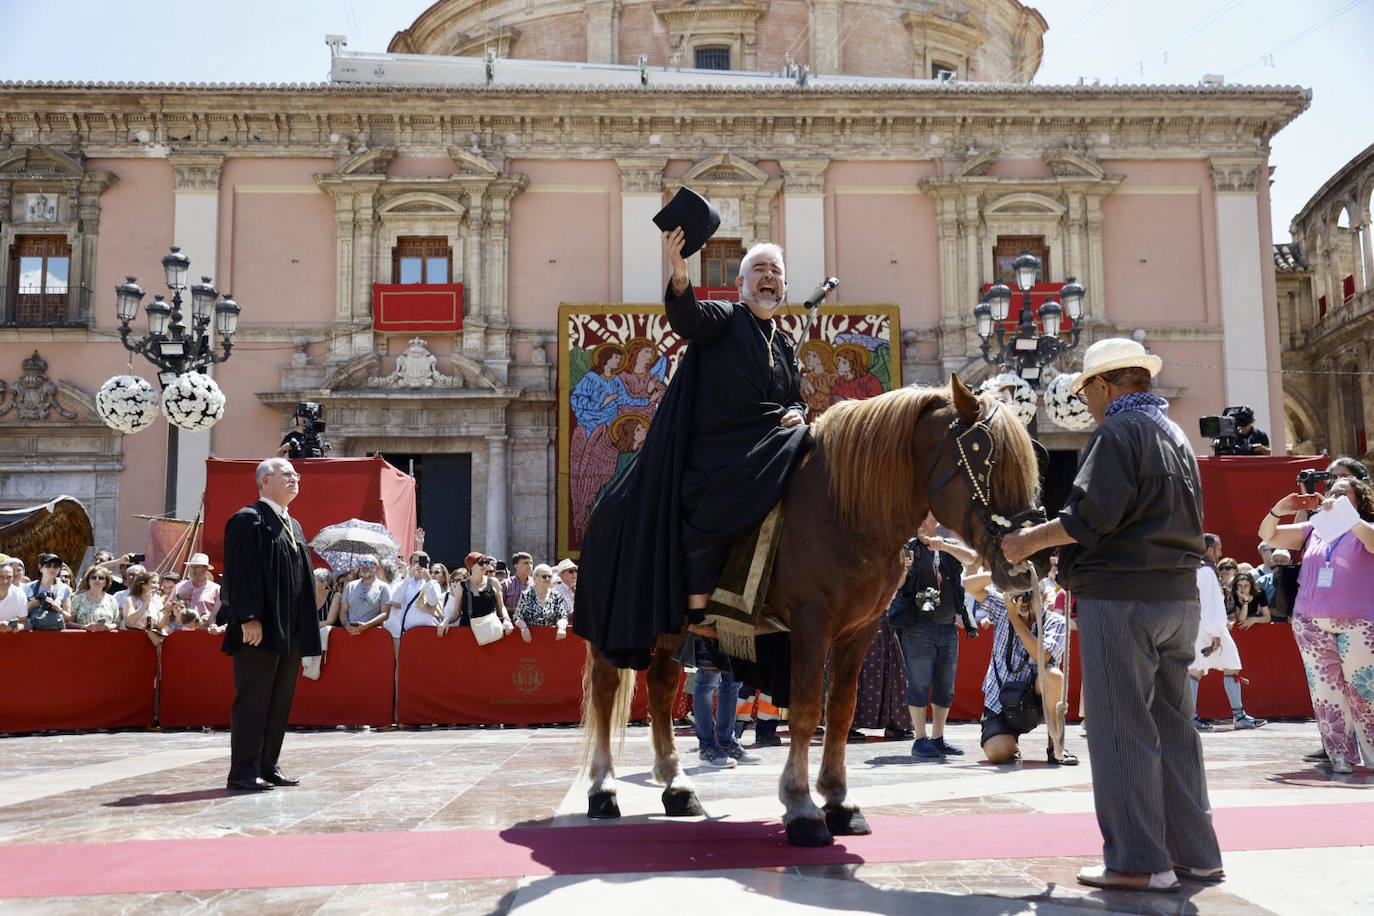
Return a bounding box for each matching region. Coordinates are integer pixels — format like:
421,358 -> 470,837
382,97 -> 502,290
357,561 -> 375,567
90,575 -> 108,581
1218,565 -> 1237,571
537,573 -> 553,579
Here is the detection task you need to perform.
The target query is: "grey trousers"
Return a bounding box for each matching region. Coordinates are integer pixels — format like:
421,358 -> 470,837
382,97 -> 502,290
1076,597 -> 1223,874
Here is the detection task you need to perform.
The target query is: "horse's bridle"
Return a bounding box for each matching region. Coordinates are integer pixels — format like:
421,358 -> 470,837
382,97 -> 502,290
923,399 -> 1046,554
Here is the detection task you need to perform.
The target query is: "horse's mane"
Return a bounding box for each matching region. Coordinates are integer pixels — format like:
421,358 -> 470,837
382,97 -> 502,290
810,385 -> 1040,543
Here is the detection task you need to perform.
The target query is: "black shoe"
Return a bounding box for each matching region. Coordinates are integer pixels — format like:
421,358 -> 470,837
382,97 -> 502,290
1303,747 -> 1330,762
754,734 -> 783,747
847,729 -> 867,743
263,770 -> 300,787
883,727 -> 914,740
226,777 -> 274,793
1048,746 -> 1080,766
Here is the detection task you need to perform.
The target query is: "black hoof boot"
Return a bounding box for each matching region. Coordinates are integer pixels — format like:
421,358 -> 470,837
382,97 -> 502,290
587,791 -> 621,819
824,805 -> 872,836
785,818 -> 835,847
661,788 -> 705,817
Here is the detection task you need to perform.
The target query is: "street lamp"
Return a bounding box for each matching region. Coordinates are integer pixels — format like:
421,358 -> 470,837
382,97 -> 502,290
973,251 -> 1084,388
114,247 -> 242,515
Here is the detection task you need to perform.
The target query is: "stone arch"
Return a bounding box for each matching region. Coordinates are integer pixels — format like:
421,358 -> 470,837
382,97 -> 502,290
667,154 -> 782,274
982,192 -> 1067,217
1283,388 -> 1323,453
0,147 -> 86,177
376,192 -> 468,219
681,153 -> 770,185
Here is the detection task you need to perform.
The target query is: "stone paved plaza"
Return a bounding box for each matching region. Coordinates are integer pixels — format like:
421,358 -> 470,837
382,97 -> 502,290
0,719 -> 1369,914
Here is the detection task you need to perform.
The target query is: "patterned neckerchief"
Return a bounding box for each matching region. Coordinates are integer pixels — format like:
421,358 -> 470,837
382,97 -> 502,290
1105,391 -> 1187,447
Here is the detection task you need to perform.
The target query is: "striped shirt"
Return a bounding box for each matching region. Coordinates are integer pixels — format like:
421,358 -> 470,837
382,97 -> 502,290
974,588 -> 1066,713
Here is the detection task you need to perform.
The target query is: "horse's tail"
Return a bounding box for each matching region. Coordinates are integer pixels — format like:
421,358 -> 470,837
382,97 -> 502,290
578,642 -> 635,769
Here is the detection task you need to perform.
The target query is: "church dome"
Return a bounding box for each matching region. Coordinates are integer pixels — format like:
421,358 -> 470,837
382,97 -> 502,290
389,0 -> 1047,84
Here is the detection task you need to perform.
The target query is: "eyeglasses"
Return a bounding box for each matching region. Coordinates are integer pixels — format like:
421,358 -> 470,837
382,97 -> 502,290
537,573 -> 553,579
90,575 -> 108,581
1218,565 -> 1237,571
357,561 -> 375,567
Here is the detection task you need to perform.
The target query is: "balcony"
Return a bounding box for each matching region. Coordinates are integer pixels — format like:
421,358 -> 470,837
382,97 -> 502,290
1,286 -> 92,327
371,283 -> 464,333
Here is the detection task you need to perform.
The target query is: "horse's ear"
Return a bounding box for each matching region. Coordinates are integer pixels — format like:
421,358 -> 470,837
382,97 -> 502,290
949,372 -> 980,425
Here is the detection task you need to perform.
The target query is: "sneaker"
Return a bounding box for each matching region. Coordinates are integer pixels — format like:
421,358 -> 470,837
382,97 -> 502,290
724,742 -> 761,764
911,737 -> 941,759
933,737 -> 963,756
699,747 -> 737,768
1193,718 -> 1213,732
1233,714 -> 1267,729
1303,747 -> 1330,762
1331,758 -> 1355,775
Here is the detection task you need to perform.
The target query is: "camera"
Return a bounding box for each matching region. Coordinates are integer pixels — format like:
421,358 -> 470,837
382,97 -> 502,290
914,586 -> 942,615
286,401 -> 331,459
1198,406 -> 1254,456
128,553 -> 145,565
1298,469 -> 1331,494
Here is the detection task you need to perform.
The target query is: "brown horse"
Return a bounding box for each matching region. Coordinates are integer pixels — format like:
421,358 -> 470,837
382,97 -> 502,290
581,374 -> 1045,846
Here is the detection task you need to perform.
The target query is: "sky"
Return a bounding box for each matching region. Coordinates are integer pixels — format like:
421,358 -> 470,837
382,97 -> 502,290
2,0 -> 1370,242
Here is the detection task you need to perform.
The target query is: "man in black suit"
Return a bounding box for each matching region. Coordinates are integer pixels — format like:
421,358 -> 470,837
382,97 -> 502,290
221,456 -> 321,793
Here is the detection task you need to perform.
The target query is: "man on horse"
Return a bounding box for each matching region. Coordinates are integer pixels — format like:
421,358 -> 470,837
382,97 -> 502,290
573,227 -> 811,670
1002,337 -> 1223,893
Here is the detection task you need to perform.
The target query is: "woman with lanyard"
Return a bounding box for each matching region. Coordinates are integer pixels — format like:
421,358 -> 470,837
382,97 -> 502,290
1259,475 -> 1374,774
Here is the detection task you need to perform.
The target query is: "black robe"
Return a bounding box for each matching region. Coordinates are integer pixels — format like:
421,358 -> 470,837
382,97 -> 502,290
220,501 -> 321,658
574,285 -> 810,669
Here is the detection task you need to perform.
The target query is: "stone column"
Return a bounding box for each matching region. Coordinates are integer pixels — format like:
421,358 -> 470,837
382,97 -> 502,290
485,434 -> 508,561
1361,210 -> 1374,293
779,159 -> 829,285
1209,156 -> 1271,426
169,153 -> 224,519
810,0 -> 843,74
617,158 -> 667,302
586,0 -> 621,64
354,187 -> 378,323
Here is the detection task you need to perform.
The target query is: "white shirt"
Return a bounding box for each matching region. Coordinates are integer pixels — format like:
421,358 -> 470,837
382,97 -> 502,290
383,576 -> 441,636
0,584 -> 26,622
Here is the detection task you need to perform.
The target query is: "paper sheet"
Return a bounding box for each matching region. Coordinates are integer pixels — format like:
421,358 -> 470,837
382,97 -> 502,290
1311,493 -> 1361,543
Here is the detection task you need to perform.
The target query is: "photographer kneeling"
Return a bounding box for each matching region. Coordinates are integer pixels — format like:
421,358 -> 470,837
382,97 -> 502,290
965,569 -> 1077,766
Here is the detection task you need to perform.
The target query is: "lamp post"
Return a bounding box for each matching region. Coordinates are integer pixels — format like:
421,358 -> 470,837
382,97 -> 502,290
115,247 -> 241,515
972,250 -> 1084,388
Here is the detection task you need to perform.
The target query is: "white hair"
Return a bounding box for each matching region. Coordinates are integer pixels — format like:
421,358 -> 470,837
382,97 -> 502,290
533,563 -> 555,579
738,242 -> 785,282
255,456 -> 289,489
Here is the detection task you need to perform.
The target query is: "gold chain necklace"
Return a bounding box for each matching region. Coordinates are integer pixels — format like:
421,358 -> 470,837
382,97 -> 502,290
754,317 -> 776,368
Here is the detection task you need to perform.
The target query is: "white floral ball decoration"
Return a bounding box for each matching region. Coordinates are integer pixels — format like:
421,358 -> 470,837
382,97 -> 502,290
980,373 -> 1037,427
1044,372 -> 1095,430
96,375 -> 162,434
160,372 -> 226,432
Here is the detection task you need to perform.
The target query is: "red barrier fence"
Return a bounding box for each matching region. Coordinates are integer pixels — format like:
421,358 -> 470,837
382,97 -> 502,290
946,619 -> 1311,721
0,630 -> 156,732
0,622 -> 1308,732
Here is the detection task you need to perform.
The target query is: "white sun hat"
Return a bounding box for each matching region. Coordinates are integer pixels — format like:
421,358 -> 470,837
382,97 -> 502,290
1070,338 -> 1163,396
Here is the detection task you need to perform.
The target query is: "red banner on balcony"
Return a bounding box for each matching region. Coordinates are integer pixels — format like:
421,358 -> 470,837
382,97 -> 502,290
980,282 -> 1075,334
372,283 -> 464,332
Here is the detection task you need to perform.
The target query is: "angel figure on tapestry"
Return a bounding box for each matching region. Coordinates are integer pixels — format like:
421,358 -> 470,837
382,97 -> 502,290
798,339 -> 840,421
615,337 -> 669,423
596,413 -> 651,506
831,340 -> 886,403
569,341 -> 653,547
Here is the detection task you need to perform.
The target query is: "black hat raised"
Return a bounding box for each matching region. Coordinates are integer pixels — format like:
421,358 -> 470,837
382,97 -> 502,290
652,187 -> 720,258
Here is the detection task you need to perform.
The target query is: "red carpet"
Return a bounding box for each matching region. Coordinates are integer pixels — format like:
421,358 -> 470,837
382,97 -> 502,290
2,803 -> 1372,899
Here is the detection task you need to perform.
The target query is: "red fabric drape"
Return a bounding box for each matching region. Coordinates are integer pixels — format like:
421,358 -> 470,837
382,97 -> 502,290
202,456 -> 417,570
1197,455 -> 1327,567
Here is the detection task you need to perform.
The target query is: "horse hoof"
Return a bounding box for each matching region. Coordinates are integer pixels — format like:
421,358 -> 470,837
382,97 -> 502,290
824,806 -> 872,836
661,788 -> 705,817
588,791 -> 621,819
785,818 -> 834,847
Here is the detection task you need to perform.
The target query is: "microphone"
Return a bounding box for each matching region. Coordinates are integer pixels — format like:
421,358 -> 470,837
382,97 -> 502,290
804,277 -> 839,309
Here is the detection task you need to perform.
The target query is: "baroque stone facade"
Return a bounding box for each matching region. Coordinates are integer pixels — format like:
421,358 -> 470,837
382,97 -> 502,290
1278,142 -> 1374,459
0,2 -> 1309,562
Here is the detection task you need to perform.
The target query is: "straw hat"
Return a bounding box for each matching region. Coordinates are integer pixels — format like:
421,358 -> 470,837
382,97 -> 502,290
554,558 -> 578,574
1070,338 -> 1163,396
184,552 -> 214,571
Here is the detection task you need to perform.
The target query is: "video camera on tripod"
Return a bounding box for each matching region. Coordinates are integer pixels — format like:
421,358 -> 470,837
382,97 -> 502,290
1198,405 -> 1255,456
286,401 -> 331,459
